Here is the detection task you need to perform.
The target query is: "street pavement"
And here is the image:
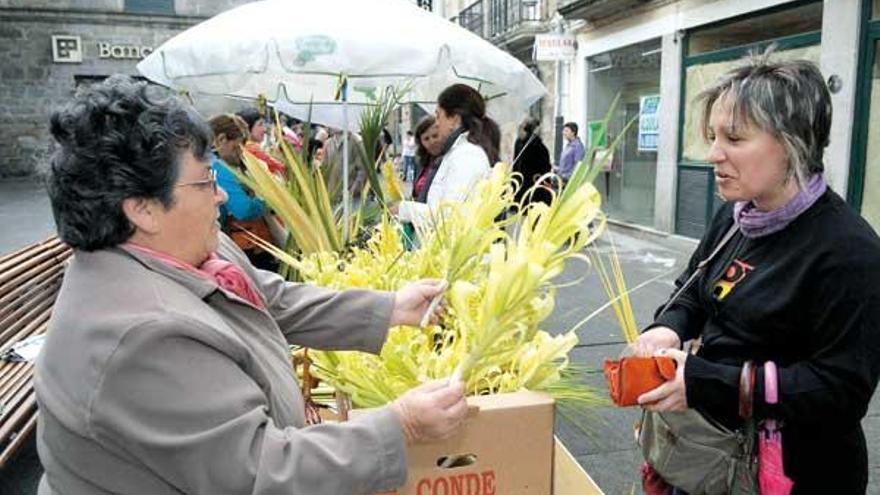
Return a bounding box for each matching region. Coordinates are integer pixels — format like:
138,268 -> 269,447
0,178 -> 55,255
0,178 -> 878,494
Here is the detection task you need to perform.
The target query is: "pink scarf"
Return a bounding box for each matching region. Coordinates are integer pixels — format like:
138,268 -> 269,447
124,243 -> 265,309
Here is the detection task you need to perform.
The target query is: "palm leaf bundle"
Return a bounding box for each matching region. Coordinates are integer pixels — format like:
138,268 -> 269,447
354,84 -> 411,206
225,113 -> 375,269
297,164 -> 606,409
235,89 -> 642,414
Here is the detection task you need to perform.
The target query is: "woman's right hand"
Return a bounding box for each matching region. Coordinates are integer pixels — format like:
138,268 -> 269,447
633,326 -> 681,357
390,380 -> 468,444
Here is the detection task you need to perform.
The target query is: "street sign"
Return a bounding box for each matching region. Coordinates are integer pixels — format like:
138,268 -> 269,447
534,34 -> 577,61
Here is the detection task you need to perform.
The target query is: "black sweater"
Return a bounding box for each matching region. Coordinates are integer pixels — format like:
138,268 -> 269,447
653,190 -> 880,494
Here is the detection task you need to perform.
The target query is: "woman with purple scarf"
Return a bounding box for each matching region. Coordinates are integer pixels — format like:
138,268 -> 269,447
633,54 -> 880,494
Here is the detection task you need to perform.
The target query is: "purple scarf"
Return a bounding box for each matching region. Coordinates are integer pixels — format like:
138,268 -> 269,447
733,174 -> 827,238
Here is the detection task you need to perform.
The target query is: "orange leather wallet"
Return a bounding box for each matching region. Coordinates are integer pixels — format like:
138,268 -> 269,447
603,356 -> 677,407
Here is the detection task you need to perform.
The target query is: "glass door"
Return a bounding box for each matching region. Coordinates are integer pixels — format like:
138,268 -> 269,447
586,39 -> 661,227
850,1 -> 880,230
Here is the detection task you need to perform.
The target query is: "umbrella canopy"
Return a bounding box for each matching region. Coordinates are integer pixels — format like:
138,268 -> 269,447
137,0 -> 546,129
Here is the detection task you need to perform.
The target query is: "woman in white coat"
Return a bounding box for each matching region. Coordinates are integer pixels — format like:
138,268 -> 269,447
395,84 -> 500,228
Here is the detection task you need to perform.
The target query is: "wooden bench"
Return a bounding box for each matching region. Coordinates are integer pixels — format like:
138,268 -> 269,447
0,237 -> 71,468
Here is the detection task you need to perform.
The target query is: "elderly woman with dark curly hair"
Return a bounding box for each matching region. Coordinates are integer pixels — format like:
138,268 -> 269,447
634,56 -> 880,494
35,76 -> 468,495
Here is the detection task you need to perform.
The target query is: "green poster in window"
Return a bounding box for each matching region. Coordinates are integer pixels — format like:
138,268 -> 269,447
587,120 -> 607,149
638,94 -> 660,152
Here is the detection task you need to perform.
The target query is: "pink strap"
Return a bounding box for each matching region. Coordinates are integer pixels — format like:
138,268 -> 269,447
764,361 -> 778,404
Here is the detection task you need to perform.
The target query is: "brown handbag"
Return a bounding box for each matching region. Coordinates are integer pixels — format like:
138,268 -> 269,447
603,356 -> 677,407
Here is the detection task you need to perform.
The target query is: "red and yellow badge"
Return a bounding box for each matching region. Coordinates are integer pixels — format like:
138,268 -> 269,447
712,259 -> 755,301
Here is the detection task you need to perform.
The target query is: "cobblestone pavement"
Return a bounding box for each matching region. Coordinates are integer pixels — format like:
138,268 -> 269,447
0,178 -> 55,254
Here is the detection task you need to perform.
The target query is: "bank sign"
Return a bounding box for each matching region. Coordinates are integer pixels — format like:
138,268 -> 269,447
51,35 -> 154,63
98,42 -> 153,60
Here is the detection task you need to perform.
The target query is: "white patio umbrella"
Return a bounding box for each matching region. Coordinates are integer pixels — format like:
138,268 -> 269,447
137,0 -> 545,236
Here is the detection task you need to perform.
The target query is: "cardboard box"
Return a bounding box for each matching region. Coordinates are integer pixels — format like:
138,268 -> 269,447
374,390 -> 554,495
553,437 -> 604,495
352,389 -> 605,495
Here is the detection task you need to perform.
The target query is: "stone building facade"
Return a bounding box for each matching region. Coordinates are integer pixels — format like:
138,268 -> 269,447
556,0 -> 865,237
0,0 -> 254,178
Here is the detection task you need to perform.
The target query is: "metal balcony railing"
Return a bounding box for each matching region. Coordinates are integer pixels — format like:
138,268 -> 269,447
488,0 -> 540,38
458,0 -> 485,37
556,0 -> 580,9
557,0 -> 654,22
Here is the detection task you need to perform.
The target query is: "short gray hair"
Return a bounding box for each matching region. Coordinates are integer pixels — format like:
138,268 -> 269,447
699,49 -> 831,189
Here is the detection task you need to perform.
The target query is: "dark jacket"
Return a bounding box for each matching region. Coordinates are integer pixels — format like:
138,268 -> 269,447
651,190 -> 880,494
513,135 -> 552,205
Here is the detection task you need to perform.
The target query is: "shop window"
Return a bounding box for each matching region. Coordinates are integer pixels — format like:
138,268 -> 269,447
675,1 -> 822,237
73,75 -> 150,94
680,44 -> 822,164
687,2 -> 822,56
586,38 -> 661,227
874,0 -> 880,20
74,75 -> 109,90
858,40 -> 880,230
125,0 -> 174,15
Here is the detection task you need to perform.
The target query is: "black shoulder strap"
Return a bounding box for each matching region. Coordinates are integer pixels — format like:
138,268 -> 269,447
658,222 -> 740,317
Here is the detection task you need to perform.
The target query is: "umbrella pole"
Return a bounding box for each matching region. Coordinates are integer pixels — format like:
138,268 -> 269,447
342,81 -> 350,244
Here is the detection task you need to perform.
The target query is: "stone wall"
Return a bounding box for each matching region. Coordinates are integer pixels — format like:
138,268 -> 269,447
0,1 -> 121,10
0,2 -> 255,178
0,1 -> 253,16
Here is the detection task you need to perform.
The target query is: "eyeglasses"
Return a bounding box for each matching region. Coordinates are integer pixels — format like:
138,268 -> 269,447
176,169 -> 218,194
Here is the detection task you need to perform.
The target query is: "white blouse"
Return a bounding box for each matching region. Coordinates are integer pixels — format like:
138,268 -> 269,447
397,132 -> 490,228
